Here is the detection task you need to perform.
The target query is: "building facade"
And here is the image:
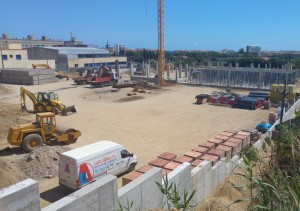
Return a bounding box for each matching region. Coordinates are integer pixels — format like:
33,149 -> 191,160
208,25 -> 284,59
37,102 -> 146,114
246,45 -> 261,54
0,43 -> 55,69
27,47 -> 127,71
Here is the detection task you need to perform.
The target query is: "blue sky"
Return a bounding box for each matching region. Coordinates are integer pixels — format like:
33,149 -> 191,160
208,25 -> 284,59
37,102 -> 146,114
1,0 -> 299,51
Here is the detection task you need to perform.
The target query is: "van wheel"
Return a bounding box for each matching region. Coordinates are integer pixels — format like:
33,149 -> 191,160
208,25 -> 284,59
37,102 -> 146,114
22,134 -> 43,153
128,163 -> 136,172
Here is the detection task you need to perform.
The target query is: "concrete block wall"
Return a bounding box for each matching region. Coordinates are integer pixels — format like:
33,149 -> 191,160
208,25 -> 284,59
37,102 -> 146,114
0,179 -> 40,211
118,167 -> 163,210
191,160 -> 212,205
0,68 -> 58,85
42,175 -> 118,211
162,162 -> 191,209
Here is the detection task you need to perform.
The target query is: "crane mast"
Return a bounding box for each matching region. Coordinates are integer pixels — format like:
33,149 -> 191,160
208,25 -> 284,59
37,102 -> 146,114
158,0 -> 165,85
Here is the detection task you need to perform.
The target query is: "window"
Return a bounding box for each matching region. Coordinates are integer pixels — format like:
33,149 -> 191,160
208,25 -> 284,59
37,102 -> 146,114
74,64 -> 78,67
16,55 -> 21,60
2,55 -> 7,60
120,149 -> 131,159
9,55 -> 13,58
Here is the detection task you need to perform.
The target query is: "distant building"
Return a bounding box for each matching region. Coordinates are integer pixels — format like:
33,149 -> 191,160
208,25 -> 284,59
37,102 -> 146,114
0,34 -> 64,49
0,43 -> 55,68
114,44 -> 126,56
246,45 -> 261,54
27,46 -> 127,71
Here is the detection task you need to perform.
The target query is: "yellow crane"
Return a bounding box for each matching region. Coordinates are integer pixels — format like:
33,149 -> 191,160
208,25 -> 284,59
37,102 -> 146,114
158,0 -> 165,85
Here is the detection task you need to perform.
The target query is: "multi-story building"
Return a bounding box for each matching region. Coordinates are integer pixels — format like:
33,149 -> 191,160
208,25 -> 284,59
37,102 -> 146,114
246,45 -> 261,54
0,34 -> 63,49
27,46 -> 127,71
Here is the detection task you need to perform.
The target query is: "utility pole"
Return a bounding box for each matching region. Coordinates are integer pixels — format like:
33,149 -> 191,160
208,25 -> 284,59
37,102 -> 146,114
280,80 -> 286,124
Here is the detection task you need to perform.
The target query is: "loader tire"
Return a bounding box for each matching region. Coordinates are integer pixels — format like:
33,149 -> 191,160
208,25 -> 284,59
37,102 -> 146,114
22,134 -> 43,153
64,129 -> 78,144
36,104 -> 46,113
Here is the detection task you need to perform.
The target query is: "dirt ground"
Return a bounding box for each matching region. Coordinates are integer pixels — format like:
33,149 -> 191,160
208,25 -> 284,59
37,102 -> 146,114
0,75 -> 270,208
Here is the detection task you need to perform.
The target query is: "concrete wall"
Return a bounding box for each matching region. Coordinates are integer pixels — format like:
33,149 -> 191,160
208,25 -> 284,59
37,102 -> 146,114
0,179 -> 40,211
118,167 -> 163,210
42,175 -> 118,211
0,151 -> 253,211
267,97 -> 300,139
163,162 -> 191,209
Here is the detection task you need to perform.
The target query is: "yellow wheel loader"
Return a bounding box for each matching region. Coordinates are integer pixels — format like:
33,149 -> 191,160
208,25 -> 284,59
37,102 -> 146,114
7,112 -> 81,152
20,87 -> 77,116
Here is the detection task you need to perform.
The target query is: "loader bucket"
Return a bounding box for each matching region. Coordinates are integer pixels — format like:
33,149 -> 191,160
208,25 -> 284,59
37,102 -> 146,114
61,105 -> 77,116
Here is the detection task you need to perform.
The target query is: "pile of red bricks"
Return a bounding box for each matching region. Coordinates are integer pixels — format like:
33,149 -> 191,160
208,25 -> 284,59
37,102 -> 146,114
122,129 -> 253,186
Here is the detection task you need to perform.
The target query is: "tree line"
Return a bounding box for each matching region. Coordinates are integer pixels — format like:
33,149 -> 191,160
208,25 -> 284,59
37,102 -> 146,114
125,49 -> 300,69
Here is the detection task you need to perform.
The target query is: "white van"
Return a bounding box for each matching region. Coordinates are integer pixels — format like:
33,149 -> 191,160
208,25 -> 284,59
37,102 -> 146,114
59,140 -> 138,190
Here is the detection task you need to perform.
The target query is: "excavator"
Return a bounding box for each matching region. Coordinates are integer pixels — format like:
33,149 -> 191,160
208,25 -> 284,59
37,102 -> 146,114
20,87 -> 77,116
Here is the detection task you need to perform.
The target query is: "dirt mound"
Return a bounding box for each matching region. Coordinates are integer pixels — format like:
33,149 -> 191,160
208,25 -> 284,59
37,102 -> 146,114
16,145 -> 70,180
0,103 -> 31,145
0,84 -> 12,95
0,145 -> 69,189
0,158 -> 27,189
115,96 -> 145,102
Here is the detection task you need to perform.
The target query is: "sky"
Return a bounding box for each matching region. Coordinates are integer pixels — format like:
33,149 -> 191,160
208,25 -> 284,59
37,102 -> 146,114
0,0 -> 300,51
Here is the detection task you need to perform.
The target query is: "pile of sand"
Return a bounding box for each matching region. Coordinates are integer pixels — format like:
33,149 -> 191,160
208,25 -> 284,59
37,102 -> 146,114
0,145 -> 69,189
16,145 -> 69,180
0,158 -> 27,189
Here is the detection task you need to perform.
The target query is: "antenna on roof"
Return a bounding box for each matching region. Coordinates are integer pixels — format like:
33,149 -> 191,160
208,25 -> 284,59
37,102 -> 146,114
105,40 -> 110,50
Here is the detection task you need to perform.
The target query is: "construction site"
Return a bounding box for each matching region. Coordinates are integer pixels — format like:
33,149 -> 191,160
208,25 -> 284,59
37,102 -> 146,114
0,65 -> 286,207
1,1 -> 300,211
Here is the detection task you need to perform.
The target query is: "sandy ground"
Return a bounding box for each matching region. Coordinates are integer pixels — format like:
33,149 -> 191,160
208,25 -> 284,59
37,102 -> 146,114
0,77 -> 270,208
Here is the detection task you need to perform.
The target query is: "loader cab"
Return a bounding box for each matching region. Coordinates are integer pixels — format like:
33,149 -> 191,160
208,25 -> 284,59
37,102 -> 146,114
37,92 -> 58,103
36,113 -> 56,135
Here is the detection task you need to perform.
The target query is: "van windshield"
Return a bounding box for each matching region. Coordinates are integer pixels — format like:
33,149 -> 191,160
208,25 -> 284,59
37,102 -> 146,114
121,149 -> 130,158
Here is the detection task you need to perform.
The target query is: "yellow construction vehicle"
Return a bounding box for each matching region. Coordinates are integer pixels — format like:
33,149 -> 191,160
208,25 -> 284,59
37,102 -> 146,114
7,112 -> 81,152
20,87 -> 77,116
32,64 -> 51,69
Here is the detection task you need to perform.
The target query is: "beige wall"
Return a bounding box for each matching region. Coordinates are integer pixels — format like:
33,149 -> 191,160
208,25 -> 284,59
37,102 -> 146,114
3,43 -> 22,49
0,49 -> 55,69
67,56 -> 127,68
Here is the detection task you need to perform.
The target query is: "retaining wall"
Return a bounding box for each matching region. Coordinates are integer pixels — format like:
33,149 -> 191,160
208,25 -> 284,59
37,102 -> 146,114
0,139 -> 279,210
0,179 -> 40,211
267,97 -> 300,139
42,175 -> 118,211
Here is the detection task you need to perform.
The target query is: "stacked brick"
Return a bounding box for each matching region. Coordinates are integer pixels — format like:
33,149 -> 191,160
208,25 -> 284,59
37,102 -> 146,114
0,68 -> 58,85
121,128 -> 257,186
241,128 -> 260,143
